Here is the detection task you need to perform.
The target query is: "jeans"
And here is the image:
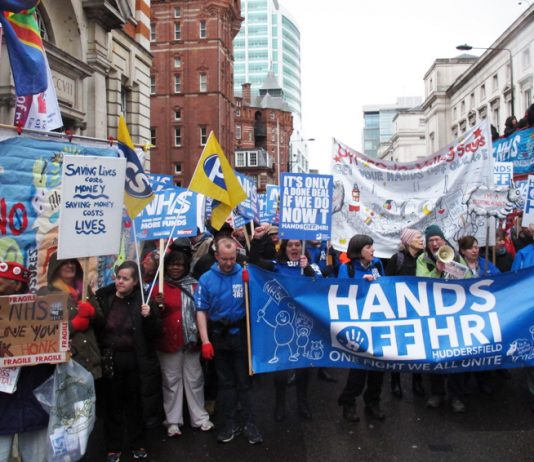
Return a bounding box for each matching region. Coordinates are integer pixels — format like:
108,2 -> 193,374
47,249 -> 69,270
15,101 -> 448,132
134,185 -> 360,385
0,429 -> 48,462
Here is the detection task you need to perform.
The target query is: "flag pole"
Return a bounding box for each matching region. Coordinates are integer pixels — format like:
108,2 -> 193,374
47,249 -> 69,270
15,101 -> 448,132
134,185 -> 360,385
131,220 -> 146,305
243,262 -> 254,376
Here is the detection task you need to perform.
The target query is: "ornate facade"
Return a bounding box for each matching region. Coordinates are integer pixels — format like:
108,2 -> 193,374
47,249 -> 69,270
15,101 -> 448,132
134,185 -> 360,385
0,0 -> 152,145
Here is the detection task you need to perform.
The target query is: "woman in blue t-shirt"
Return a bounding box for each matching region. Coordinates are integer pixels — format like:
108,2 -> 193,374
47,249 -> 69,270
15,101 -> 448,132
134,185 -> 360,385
337,234 -> 386,423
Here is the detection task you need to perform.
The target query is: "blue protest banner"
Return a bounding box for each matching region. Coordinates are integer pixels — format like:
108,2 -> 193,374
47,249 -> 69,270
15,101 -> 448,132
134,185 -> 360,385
264,185 -> 279,223
493,127 -> 534,175
148,173 -> 174,192
134,187 -> 197,239
279,173 -> 333,240
248,265 -> 534,374
234,173 -> 259,228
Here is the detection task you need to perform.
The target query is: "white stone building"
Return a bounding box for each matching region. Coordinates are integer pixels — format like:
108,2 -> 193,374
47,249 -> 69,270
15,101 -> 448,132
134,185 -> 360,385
0,0 -> 152,143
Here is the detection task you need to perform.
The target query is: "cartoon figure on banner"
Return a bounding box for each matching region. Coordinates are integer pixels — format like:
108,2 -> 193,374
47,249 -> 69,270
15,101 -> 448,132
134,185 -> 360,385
332,180 -> 344,214
256,279 -> 301,363
506,326 -> 534,364
308,340 -> 325,361
348,183 -> 360,212
294,313 -> 314,359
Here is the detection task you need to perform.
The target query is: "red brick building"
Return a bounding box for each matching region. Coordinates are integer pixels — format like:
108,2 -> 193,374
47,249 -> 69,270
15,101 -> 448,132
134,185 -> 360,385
234,75 -> 293,190
150,0 -> 242,186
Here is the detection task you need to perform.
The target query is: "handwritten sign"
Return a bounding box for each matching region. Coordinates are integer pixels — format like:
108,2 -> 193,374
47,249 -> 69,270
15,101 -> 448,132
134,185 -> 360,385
58,155 -> 126,258
0,293 -> 69,367
280,173 -> 333,240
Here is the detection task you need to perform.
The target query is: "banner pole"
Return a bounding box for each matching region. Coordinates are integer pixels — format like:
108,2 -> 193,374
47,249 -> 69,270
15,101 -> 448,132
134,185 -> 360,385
301,240 -> 306,276
243,226 -> 250,252
131,220 -> 146,305
158,238 -> 165,296
243,263 -> 253,376
81,258 -> 89,301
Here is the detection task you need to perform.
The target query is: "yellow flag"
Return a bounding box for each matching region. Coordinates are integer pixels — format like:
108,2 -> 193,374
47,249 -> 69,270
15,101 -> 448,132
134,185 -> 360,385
189,131 -> 247,230
117,116 -> 154,218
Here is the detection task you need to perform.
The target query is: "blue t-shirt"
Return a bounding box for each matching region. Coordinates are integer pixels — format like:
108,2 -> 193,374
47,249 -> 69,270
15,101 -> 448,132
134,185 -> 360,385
195,262 -> 245,323
338,257 -> 384,280
511,243 -> 534,271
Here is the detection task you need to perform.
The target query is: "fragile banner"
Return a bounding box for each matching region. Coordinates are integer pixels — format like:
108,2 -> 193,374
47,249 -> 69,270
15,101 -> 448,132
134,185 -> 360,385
0,293 -> 70,367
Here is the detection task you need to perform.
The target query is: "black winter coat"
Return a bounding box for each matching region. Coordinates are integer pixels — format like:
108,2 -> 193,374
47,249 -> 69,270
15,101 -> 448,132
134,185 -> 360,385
94,284 -> 163,427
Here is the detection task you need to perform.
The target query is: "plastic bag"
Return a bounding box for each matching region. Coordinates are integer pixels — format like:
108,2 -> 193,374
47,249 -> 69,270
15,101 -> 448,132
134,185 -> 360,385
34,360 -> 96,462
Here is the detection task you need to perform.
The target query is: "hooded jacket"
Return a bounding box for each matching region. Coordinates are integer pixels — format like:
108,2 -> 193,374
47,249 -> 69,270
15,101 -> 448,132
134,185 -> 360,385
37,253 -> 102,379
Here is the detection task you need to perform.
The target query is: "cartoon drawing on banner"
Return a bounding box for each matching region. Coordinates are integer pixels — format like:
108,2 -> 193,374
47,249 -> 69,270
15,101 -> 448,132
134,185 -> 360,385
257,278 -> 318,363
506,326 -> 534,364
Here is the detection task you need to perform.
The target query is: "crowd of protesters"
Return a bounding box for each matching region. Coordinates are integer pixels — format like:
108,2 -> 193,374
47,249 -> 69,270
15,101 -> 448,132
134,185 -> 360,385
1,217 -> 534,461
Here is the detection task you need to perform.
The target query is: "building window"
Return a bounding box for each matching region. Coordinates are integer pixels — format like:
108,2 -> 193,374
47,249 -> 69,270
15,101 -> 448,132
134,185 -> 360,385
174,163 -> 182,174
174,128 -> 182,146
236,151 -> 245,167
236,108 -> 241,117
524,88 -> 532,113
453,106 -> 457,120
174,7 -> 181,18
470,93 -> 475,109
236,125 -> 242,140
174,23 -> 181,40
174,75 -> 181,93
460,100 -> 465,115
174,109 -> 181,120
480,84 -> 486,100
270,112 -> 275,120
150,128 -> 156,146
150,22 -> 156,41
249,151 -> 258,166
150,76 -> 156,95
492,74 -> 498,92
174,56 -> 181,68
522,49 -> 531,70
200,127 -> 208,145
199,73 -> 207,92
199,20 -> 206,39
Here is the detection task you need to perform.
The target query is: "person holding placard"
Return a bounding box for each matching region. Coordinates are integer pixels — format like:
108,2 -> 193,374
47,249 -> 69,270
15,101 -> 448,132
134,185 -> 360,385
337,234 -> 386,422
0,262 -> 52,462
94,261 -> 162,461
153,246 -> 214,438
250,226 -> 322,422
39,253 -> 101,380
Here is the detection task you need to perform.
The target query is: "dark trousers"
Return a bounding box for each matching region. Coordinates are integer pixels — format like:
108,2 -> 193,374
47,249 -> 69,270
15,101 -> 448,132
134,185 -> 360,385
429,373 -> 465,401
212,329 -> 255,429
102,351 -> 146,453
338,369 -> 384,407
273,368 -> 309,405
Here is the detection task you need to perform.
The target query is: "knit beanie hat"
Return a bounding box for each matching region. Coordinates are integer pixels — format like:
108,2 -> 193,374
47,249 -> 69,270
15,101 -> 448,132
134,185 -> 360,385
0,261 -> 30,284
424,224 -> 445,241
400,228 -> 419,247
347,234 -> 373,260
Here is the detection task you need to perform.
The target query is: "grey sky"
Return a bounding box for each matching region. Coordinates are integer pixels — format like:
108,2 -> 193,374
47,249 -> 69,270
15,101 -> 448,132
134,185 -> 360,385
284,0 -> 529,173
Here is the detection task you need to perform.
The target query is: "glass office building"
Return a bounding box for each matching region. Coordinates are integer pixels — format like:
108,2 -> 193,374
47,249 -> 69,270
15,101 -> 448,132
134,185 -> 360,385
234,0 -> 302,119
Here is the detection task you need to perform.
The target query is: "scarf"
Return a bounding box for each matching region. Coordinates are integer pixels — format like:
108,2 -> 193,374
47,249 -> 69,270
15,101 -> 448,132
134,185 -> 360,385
165,274 -> 198,346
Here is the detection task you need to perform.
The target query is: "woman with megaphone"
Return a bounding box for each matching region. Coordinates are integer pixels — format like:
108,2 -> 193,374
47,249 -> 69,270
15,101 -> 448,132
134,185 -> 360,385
416,224 -> 469,413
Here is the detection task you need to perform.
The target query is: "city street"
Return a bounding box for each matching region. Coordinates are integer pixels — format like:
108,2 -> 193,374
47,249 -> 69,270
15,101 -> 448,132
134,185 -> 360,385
85,367 -> 534,462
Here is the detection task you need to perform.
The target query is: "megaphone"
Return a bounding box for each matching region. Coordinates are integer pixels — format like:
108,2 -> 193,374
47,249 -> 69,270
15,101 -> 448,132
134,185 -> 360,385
436,245 -> 454,264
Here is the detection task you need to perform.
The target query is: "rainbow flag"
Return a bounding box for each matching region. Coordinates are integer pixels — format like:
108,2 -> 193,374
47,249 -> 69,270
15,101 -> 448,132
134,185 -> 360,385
0,2 -> 47,96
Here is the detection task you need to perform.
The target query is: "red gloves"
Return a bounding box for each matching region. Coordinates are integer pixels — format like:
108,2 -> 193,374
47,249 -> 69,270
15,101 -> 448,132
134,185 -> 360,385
201,342 -> 215,360
71,301 -> 95,332
76,301 -> 95,318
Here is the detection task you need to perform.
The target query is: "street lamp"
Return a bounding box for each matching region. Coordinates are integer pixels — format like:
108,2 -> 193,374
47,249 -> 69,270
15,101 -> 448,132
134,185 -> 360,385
456,43 -> 515,117
289,137 -> 315,172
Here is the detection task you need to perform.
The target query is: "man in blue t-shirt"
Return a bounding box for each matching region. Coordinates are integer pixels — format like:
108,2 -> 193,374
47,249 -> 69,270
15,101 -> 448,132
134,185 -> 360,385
195,237 -> 263,445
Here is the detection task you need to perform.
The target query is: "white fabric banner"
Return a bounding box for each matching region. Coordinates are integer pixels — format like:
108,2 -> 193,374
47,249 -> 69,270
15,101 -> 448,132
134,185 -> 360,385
330,121 -> 494,257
